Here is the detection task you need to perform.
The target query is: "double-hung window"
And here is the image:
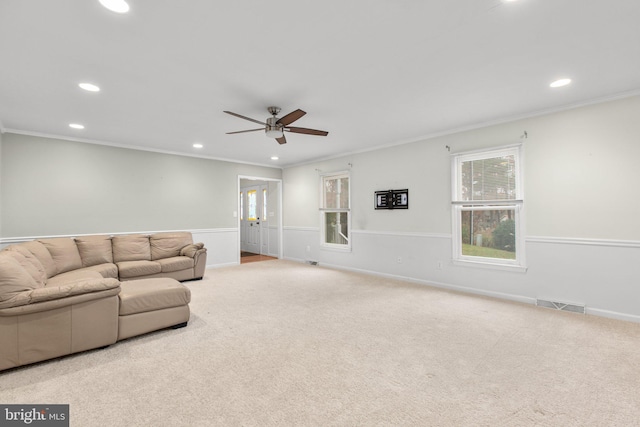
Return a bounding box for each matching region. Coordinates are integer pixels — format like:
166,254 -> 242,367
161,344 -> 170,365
452,145 -> 525,270
320,172 -> 350,250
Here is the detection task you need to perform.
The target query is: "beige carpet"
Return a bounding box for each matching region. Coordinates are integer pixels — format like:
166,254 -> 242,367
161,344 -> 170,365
1,260 -> 640,426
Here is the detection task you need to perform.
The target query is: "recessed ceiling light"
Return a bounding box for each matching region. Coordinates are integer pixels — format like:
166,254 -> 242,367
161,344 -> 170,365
550,78 -> 572,88
69,123 -> 85,129
270,156 -> 279,160
193,143 -> 203,149
99,0 -> 130,14
79,83 -> 100,92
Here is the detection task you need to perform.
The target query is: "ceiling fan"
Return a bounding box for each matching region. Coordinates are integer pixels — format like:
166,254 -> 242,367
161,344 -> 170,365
224,106 -> 328,145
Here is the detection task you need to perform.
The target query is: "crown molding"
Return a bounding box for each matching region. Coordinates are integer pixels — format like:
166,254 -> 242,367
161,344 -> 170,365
285,89 -> 640,168
3,128 -> 282,170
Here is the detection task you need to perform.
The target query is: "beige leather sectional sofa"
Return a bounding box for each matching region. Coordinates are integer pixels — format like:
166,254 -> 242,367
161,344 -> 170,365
0,232 -> 207,371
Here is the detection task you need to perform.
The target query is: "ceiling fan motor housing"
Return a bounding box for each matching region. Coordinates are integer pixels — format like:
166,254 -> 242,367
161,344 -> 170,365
265,116 -> 284,138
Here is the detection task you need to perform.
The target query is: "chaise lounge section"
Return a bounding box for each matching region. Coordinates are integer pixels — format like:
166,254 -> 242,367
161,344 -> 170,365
0,232 -> 206,371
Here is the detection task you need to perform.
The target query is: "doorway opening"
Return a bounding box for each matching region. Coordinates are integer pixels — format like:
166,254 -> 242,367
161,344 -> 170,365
240,252 -> 278,264
238,176 -> 283,264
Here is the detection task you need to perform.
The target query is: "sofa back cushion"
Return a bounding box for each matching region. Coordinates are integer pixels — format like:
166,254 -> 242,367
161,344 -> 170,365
149,232 -> 193,260
112,234 -> 151,263
3,246 -> 47,287
38,237 -> 82,274
75,235 -> 114,267
19,241 -> 58,278
0,253 -> 39,306
38,238 -> 83,275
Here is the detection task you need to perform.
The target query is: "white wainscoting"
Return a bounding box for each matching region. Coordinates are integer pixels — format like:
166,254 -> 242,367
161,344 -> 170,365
283,227 -> 640,323
0,228 -> 240,269
191,228 -> 239,268
4,227 -> 640,321
267,225 -> 280,257
283,226 -> 321,263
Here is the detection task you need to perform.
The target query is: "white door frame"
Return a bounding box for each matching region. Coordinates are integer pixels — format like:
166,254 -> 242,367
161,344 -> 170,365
237,175 -> 283,264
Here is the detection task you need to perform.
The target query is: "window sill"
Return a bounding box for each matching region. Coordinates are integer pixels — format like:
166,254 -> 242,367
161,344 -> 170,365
452,258 -> 527,273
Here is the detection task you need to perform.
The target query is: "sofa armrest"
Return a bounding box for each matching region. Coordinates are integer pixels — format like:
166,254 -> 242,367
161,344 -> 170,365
0,278 -> 121,312
193,248 -> 207,265
34,278 -> 120,304
180,243 -> 205,258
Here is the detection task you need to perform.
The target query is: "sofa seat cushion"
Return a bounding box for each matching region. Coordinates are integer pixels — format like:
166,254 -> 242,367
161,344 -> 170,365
38,238 -> 83,275
118,278 -> 191,316
150,232 -> 193,260
156,256 -> 194,273
47,270 -> 103,287
75,235 -> 114,267
0,279 -> 121,313
117,260 -> 161,279
112,234 -> 151,263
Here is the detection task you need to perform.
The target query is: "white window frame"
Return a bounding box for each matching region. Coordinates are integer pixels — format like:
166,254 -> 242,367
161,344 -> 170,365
451,144 -> 526,271
320,171 -> 351,252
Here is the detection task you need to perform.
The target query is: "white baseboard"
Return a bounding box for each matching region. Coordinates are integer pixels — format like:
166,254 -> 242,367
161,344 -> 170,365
585,307 -> 640,324
206,261 -> 239,269
318,261 -> 536,306
285,257 -> 640,324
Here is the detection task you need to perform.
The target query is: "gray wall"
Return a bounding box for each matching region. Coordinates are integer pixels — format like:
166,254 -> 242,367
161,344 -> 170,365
0,133 -> 281,237
0,131 -> 3,237
284,95 -> 640,240
282,95 -> 640,321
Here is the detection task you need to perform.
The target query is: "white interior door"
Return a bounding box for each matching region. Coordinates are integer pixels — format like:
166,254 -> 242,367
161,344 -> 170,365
240,185 -> 263,254
239,176 -> 282,260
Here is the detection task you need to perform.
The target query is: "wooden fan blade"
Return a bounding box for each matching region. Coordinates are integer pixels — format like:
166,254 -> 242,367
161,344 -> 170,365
224,111 -> 266,125
285,126 -> 329,136
276,134 -> 287,145
226,128 -> 264,135
277,109 -> 306,126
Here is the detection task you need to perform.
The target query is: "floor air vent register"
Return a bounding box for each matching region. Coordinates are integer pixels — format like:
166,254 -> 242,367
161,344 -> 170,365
536,299 -> 586,314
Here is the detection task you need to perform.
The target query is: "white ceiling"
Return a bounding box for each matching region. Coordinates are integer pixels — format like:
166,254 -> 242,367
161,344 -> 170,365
1,0 -> 639,168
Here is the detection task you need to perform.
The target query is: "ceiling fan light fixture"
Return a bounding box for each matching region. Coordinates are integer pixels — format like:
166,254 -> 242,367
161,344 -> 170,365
265,128 -> 284,138
224,107 -> 327,144
265,117 -> 284,138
